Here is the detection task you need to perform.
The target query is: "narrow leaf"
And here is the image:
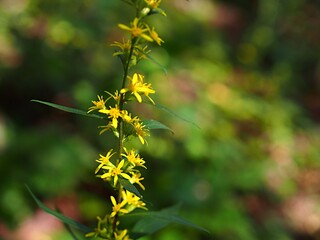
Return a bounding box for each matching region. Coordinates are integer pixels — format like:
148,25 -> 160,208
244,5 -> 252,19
62,220 -> 87,240
166,215 -> 209,233
132,213 -> 169,235
136,48 -> 168,75
123,205 -> 209,236
31,100 -> 104,119
63,223 -> 80,240
155,103 -> 200,129
120,0 -> 135,6
119,178 -> 143,199
143,119 -> 173,134
143,102 -> 200,129
56,206 -> 81,240
130,204 -> 180,235
26,185 -> 92,233
145,53 -> 168,75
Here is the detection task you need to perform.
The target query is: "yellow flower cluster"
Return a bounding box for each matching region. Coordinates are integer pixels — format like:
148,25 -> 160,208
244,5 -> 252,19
94,148 -> 146,188
85,213 -> 134,239
88,74 -> 153,144
112,4 -> 165,68
145,0 -> 162,9
121,73 -> 155,104
118,18 -> 164,45
86,1 -> 166,239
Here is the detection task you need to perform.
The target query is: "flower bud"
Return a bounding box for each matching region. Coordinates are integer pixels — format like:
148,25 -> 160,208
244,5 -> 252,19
141,7 -> 151,17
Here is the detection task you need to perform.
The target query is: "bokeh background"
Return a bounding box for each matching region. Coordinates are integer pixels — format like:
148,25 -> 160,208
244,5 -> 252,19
1,0 -> 320,239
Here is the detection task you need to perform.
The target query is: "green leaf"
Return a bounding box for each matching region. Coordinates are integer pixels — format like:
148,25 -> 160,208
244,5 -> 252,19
156,104 -> 200,129
59,208 -> 81,240
64,223 -> 80,240
119,178 -> 143,199
26,185 -> 92,233
145,53 -> 168,75
123,204 -> 209,237
136,48 -> 168,75
144,102 -> 200,129
31,100 -> 104,119
143,119 -> 173,134
120,0 -> 135,7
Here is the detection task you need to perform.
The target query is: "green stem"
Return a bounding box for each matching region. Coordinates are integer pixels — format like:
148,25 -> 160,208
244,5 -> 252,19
121,38 -> 137,90
117,36 -> 136,159
112,37 -> 137,234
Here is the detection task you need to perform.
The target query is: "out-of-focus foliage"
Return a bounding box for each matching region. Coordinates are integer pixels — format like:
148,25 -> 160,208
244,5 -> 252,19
0,0 -> 320,239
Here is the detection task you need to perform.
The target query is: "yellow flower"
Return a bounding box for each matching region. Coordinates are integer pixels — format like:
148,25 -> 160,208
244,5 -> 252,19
95,149 -> 116,174
88,95 -> 106,113
145,0 -> 161,9
121,190 -> 147,212
114,229 -> 131,240
129,172 -> 145,190
106,90 -> 121,103
121,110 -> 133,123
118,18 -> 153,42
144,0 -> 166,16
111,39 -> 132,56
85,215 -> 109,238
120,73 -> 155,104
148,27 -> 164,45
110,196 -> 128,217
122,147 -> 146,169
132,118 -> 150,144
133,44 -> 151,62
99,105 -> 121,128
101,160 -> 131,186
111,39 -> 150,64
98,122 -> 114,135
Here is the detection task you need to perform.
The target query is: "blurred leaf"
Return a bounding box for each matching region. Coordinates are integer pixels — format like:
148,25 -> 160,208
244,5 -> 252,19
56,206 -> 82,240
143,119 -> 173,134
31,100 -> 104,119
119,178 -> 143,199
26,185 -> 92,233
142,50 -> 168,75
120,0 -> 135,6
123,204 -> 209,238
154,103 -> 200,129
63,223 -> 81,240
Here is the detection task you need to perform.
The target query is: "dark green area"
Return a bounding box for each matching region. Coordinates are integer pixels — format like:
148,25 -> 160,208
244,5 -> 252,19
0,0 -> 320,239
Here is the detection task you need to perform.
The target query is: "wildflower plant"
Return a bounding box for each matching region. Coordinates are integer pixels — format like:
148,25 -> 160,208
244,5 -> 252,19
29,0 -> 208,239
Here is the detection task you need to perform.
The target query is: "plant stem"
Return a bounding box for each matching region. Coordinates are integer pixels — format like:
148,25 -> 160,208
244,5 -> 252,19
112,37 -> 137,234
121,38 -> 136,90
118,37 -> 136,158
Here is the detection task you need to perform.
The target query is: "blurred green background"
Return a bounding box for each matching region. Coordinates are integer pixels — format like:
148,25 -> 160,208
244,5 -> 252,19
1,0 -> 320,239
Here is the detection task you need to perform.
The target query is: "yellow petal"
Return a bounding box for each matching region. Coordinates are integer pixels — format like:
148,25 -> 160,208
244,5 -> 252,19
118,24 -> 131,31
134,92 -> 142,103
138,135 -> 145,144
111,196 -> 117,206
112,118 -> 118,129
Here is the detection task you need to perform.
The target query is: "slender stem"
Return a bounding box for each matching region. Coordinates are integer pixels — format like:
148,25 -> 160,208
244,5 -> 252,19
112,37 -> 137,234
117,37 -> 136,160
118,37 -> 136,157
112,184 -> 123,234
121,38 -> 136,91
